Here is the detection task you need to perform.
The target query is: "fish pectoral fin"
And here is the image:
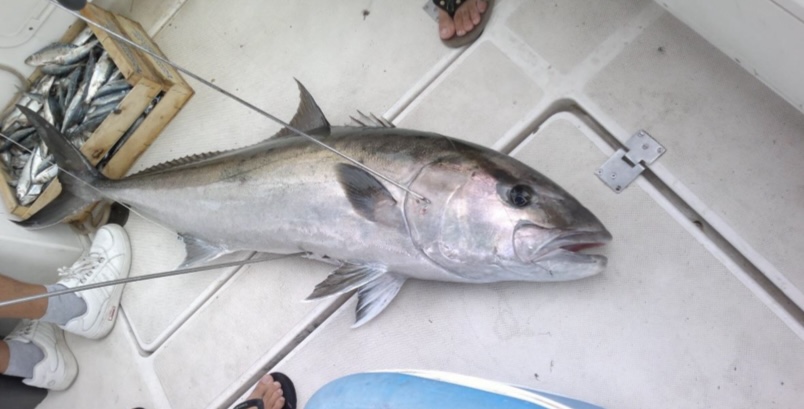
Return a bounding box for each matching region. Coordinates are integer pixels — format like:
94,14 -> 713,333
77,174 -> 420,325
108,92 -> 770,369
352,273 -> 406,328
306,263 -> 387,300
179,234 -> 229,268
336,163 -> 401,227
274,79 -> 330,138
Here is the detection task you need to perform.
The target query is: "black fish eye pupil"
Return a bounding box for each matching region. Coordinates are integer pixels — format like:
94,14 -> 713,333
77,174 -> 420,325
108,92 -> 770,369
509,185 -> 531,208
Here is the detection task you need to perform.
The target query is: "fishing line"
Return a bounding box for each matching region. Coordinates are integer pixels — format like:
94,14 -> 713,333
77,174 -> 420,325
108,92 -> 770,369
0,130 -> 176,236
0,253 -> 303,308
50,1 -> 431,204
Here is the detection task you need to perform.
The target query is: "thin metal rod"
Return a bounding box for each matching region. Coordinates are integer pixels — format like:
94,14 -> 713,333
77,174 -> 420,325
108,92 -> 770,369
0,253 -> 303,309
52,2 -> 430,204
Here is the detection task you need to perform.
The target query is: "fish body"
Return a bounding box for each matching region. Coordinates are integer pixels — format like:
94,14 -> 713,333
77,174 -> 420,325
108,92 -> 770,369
0,127 -> 36,152
19,183 -> 43,206
25,43 -> 75,66
62,82 -> 88,132
84,103 -> 116,123
64,67 -> 83,107
48,94 -> 63,128
9,152 -> 31,170
15,147 -> 37,201
90,89 -> 128,107
71,27 -> 95,46
25,40 -> 98,66
1,96 -> 43,131
95,80 -> 131,99
41,63 -> 82,76
85,52 -> 114,103
17,83 -> 612,327
33,163 -> 58,184
42,97 -> 55,126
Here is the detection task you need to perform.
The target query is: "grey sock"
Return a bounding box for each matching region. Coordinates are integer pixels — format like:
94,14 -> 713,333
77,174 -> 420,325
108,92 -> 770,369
40,284 -> 87,326
4,340 -> 44,379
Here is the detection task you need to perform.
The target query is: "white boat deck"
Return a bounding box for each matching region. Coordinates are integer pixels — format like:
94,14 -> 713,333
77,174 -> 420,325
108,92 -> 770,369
30,0 -> 804,408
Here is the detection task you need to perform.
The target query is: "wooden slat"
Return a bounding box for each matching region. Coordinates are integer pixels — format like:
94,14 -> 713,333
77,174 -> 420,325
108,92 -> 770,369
103,15 -> 195,179
81,80 -> 161,167
80,4 -> 162,86
114,16 -> 194,94
1,4 -> 194,223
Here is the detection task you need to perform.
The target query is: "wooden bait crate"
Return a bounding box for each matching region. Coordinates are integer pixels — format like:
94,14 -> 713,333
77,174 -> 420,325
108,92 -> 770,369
0,3 -> 193,225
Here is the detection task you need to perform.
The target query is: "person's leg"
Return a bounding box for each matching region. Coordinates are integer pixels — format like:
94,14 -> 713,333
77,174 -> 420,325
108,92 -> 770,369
0,224 -> 131,390
1,224 -> 130,339
1,320 -> 76,390
0,274 -> 88,326
0,275 -> 47,320
0,340 -> 9,373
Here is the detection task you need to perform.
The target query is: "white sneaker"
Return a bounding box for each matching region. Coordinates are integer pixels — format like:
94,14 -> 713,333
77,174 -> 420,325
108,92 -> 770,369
57,224 -> 132,340
5,320 -> 78,391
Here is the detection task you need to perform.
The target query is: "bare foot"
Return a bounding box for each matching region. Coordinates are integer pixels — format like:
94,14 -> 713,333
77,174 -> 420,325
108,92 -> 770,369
438,0 -> 489,40
244,374 -> 286,409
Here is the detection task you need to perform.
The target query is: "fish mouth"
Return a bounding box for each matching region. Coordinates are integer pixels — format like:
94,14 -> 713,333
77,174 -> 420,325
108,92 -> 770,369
514,224 -> 612,265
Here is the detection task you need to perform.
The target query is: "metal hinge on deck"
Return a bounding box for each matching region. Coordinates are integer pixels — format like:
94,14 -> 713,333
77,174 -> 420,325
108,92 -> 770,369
596,130 -> 665,193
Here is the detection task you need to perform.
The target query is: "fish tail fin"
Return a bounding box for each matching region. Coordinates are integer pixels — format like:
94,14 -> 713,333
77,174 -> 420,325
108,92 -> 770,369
15,106 -> 106,229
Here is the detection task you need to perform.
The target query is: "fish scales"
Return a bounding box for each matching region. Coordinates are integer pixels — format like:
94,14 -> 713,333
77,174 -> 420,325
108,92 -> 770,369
105,130 -> 438,274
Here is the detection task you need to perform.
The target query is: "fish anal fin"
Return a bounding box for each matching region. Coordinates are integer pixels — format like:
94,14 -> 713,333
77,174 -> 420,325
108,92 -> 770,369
276,79 -> 330,138
179,234 -> 228,268
352,273 -> 406,328
306,263 -> 387,300
336,163 -> 400,227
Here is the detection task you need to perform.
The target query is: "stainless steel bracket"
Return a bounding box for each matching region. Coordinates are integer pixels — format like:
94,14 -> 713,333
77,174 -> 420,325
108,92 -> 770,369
596,130 -> 665,193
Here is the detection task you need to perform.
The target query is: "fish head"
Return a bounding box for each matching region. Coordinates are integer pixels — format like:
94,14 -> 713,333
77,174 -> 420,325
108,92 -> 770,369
405,142 -> 612,283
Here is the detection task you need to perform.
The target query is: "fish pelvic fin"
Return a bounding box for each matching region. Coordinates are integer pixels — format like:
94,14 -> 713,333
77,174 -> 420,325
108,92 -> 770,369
178,234 -> 230,268
306,263 -> 387,300
275,80 -> 330,138
14,106 -> 104,229
336,163 -> 401,227
352,273 -> 406,328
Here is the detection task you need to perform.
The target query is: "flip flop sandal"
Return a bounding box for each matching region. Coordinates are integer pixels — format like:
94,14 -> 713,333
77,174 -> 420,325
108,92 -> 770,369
234,372 -> 298,409
434,0 -> 495,48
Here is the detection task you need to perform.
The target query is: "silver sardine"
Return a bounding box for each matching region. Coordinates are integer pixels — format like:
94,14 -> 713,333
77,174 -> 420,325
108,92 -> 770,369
85,52 -> 114,104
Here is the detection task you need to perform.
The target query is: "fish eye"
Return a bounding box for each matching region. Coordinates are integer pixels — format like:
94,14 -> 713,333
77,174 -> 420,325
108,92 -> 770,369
508,185 -> 532,208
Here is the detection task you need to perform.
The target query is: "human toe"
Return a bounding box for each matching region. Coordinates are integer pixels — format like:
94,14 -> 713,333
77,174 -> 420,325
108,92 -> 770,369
270,390 -> 285,409
469,1 -> 482,24
247,374 -> 276,399
455,7 -> 475,36
476,0 -> 488,14
438,9 -> 456,39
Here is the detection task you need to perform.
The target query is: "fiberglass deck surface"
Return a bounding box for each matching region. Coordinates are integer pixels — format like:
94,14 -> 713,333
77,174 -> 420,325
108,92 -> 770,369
36,0 -> 804,408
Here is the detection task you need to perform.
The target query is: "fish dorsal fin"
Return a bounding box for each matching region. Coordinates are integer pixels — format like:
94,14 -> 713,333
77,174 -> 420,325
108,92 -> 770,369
306,263 -> 387,300
350,110 -> 395,128
178,234 -> 229,268
130,151 -> 228,176
353,273 -> 406,328
275,79 -> 330,138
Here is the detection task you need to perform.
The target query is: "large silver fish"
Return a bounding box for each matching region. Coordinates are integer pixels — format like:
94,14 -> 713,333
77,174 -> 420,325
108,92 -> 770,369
16,82 -> 612,327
